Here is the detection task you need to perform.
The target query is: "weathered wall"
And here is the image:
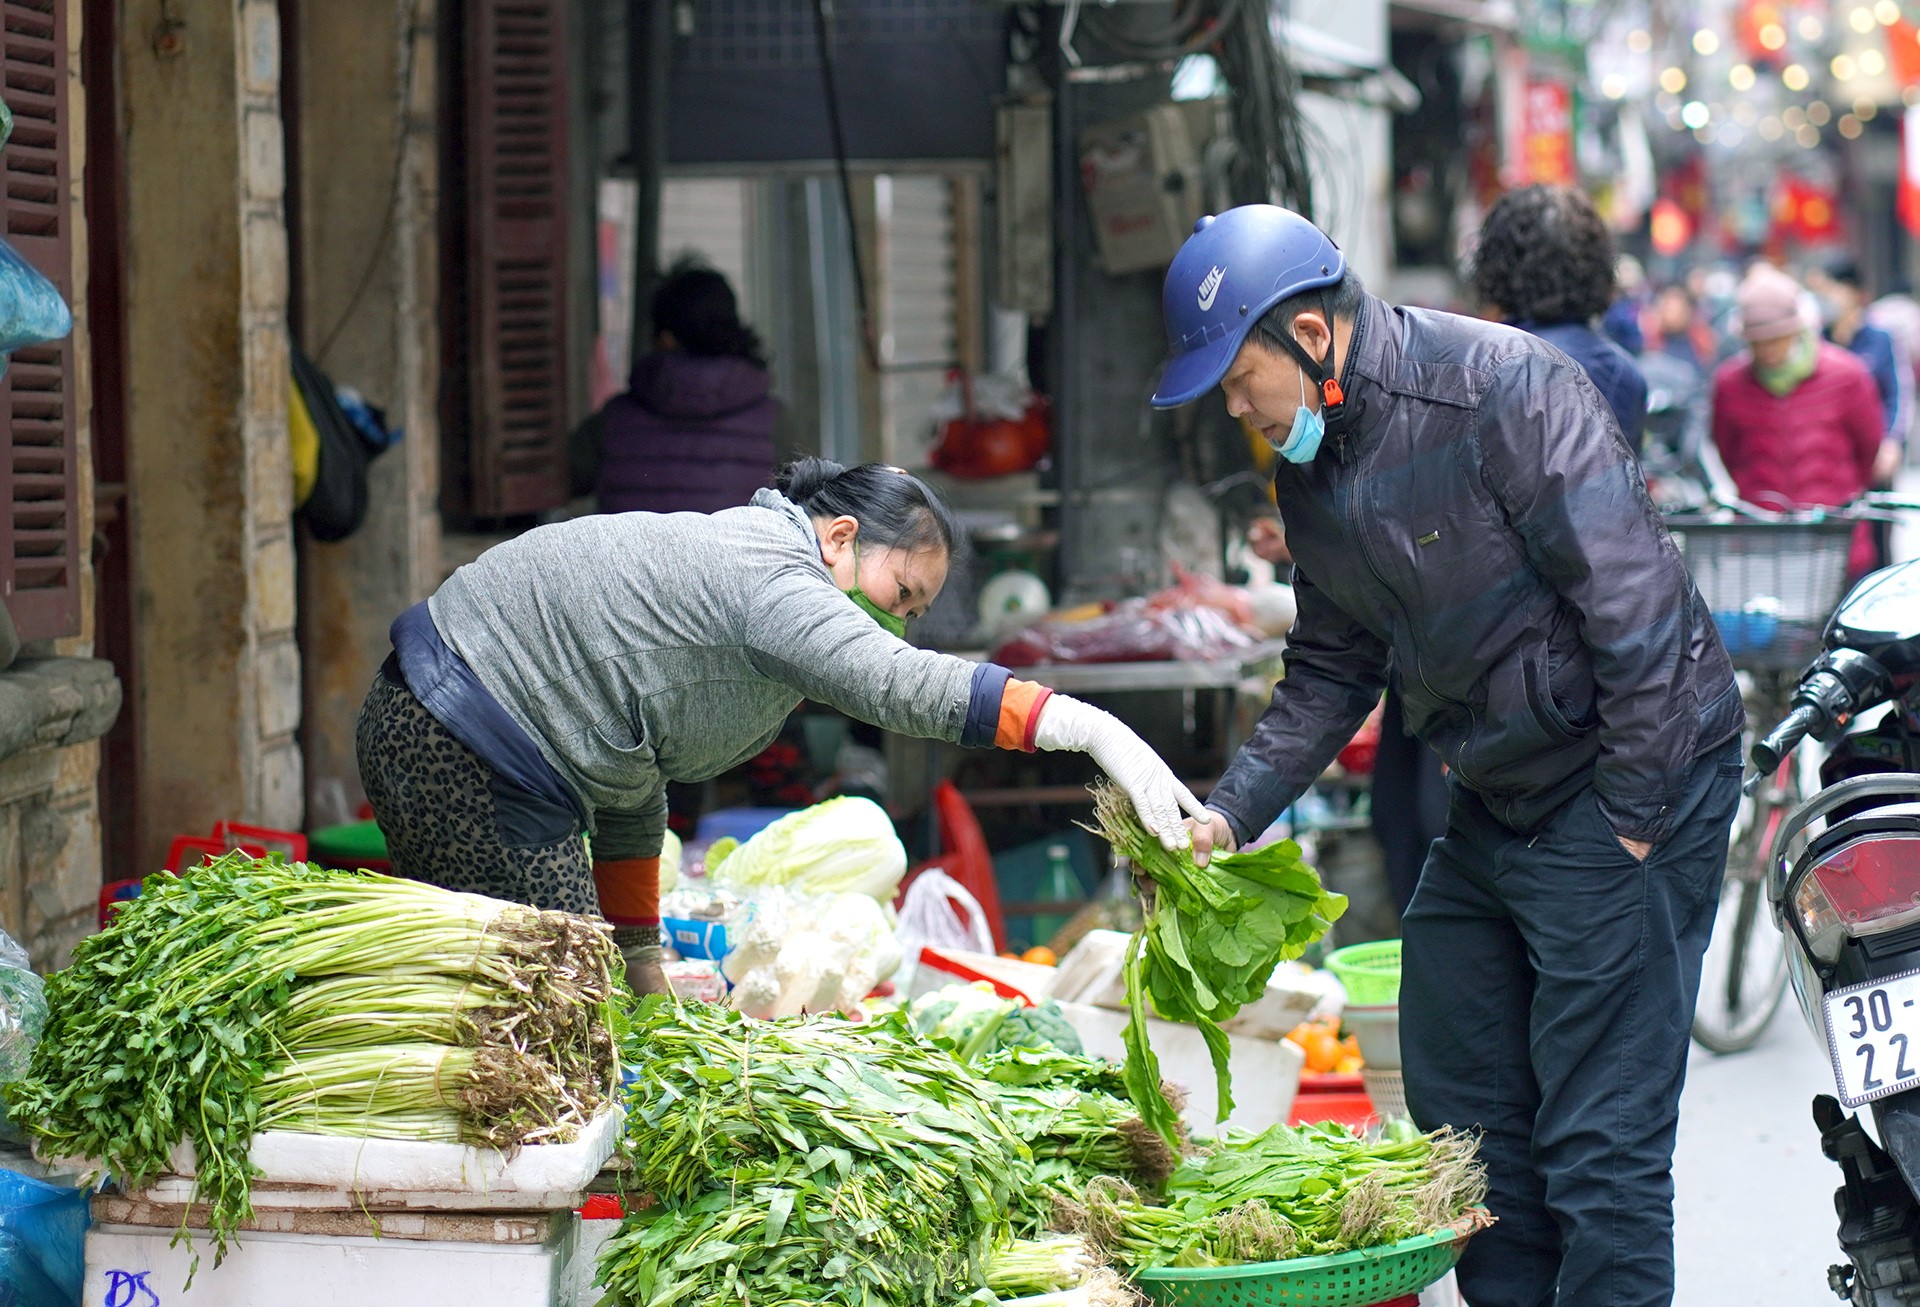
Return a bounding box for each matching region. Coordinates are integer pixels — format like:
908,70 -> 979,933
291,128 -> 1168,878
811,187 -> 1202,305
293,0 -> 442,828
0,0 -> 121,968
119,0 -> 299,870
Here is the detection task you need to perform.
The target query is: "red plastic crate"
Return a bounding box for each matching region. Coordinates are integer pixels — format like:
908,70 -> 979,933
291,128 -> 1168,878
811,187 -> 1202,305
212,821 -> 307,862
1288,1088 -> 1379,1131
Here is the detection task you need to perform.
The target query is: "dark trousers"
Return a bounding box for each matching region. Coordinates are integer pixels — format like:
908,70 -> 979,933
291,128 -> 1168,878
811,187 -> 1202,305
1371,688 -> 1450,915
1401,739 -> 1741,1307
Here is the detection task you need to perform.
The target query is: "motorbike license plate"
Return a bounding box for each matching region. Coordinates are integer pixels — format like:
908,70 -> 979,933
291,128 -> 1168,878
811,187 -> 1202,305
1825,969 -> 1920,1108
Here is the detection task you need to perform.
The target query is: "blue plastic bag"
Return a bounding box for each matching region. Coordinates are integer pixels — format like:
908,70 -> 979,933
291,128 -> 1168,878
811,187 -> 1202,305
0,237 -> 70,360
0,1169 -> 87,1307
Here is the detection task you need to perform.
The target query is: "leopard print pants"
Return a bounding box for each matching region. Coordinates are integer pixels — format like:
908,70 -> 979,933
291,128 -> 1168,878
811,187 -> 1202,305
355,664 -> 600,914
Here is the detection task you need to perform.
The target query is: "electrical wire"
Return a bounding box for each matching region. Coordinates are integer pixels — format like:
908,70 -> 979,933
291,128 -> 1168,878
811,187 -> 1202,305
314,0 -> 426,366
1213,0 -> 1315,212
809,0 -> 882,374
1074,0 -> 1313,214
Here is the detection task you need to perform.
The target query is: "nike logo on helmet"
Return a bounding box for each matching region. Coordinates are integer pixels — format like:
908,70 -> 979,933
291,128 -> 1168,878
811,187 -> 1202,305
1197,266 -> 1226,311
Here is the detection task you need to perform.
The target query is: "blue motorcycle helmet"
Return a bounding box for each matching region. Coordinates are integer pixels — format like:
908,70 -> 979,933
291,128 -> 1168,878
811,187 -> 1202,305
1151,205 -> 1347,409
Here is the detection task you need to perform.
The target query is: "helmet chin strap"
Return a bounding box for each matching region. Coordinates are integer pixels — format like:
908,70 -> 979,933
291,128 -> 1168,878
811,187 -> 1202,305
1272,290 -> 1353,433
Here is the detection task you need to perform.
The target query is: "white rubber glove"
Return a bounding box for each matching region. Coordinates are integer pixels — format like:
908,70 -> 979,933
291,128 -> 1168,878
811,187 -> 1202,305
1033,694 -> 1209,851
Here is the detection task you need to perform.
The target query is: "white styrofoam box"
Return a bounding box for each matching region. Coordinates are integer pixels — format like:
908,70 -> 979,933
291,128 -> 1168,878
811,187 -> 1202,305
909,948 -> 1059,1003
559,1214 -> 622,1307
1057,1000 -> 1302,1136
1048,930 -> 1131,1006
1052,931 -> 1325,1039
104,1108 -> 622,1212
85,1220 -> 574,1307
1219,969 -> 1326,1041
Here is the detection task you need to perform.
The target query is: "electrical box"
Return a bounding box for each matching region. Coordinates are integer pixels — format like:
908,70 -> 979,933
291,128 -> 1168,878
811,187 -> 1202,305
1079,105 -> 1204,276
996,99 -> 1054,319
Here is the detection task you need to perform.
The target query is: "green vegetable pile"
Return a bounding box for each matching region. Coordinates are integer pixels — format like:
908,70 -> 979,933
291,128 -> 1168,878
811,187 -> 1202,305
909,982 -> 1084,1062
976,1048 -> 1179,1238
7,855 -> 620,1258
1088,783 -> 1347,1146
986,1235 -> 1140,1304
1059,1121 -> 1487,1270
601,998 -> 1026,1307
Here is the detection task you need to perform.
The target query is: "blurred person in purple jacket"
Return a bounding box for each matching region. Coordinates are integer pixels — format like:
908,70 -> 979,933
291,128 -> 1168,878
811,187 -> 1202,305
581,260 -> 781,515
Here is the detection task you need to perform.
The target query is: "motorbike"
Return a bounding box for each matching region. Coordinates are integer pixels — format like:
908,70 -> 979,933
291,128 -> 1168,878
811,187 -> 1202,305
1752,555 -> 1920,1303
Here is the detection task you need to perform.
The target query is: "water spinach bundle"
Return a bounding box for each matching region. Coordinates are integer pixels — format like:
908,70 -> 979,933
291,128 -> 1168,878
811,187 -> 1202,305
976,1047 -> 1179,1239
7,855 -> 620,1258
602,998 -> 1026,1307
1062,1121 -> 1487,1270
1087,784 -> 1346,1146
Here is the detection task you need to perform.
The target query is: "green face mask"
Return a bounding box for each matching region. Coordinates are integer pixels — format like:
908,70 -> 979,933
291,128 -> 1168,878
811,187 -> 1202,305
844,541 -> 908,639
1754,331 -> 1819,397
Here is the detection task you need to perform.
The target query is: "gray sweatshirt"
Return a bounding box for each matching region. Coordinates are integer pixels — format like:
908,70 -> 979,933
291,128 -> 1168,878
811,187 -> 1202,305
427,490 -> 984,859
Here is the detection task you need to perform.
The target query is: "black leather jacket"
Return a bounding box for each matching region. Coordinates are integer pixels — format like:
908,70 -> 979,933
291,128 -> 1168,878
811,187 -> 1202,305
1208,296 -> 1742,845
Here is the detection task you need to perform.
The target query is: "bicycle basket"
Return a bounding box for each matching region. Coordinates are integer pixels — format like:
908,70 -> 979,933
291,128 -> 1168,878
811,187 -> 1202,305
1666,518 -> 1856,671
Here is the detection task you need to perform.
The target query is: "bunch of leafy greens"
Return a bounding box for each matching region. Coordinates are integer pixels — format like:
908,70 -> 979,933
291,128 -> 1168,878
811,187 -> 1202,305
7,855 -> 620,1263
602,998 -> 1025,1307
1059,1122 -> 1487,1270
1086,783 -> 1346,1147
975,1048 -> 1178,1238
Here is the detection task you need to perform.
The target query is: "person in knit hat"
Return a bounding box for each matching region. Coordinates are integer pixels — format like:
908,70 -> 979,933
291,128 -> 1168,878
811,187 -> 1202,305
1710,265 -> 1884,571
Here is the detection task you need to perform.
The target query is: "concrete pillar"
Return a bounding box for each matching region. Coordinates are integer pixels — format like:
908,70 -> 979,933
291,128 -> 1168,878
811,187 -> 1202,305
120,0 -> 300,866
292,0 -> 442,828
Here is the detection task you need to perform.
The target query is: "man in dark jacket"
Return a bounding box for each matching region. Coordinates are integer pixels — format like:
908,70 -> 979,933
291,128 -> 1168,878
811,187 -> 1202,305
1154,206 -> 1742,1307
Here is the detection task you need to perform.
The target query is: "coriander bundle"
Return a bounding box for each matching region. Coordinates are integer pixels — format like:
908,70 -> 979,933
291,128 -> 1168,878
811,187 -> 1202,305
7,855 -> 620,1262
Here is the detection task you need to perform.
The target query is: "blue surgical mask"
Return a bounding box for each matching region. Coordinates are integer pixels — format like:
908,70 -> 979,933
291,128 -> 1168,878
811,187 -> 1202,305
1275,363 -> 1325,464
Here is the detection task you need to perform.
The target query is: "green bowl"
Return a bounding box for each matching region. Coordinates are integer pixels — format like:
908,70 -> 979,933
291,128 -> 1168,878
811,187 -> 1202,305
1324,940 -> 1402,1007
1133,1212 -> 1485,1307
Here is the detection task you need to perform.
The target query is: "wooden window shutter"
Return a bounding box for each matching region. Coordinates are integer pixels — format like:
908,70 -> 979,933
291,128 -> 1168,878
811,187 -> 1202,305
464,0 -> 569,518
0,0 -> 77,640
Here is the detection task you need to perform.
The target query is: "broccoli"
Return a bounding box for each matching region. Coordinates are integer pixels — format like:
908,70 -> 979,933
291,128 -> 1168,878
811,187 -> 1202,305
994,1000 -> 1083,1056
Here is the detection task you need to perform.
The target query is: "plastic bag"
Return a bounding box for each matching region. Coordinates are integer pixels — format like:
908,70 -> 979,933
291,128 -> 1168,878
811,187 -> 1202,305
0,1169 -> 88,1307
0,237 -> 70,362
893,868 -> 994,992
0,930 -> 43,1147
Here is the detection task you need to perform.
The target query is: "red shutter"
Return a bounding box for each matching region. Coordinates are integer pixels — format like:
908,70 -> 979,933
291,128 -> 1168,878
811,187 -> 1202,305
464,0 -> 569,518
0,0 -> 77,640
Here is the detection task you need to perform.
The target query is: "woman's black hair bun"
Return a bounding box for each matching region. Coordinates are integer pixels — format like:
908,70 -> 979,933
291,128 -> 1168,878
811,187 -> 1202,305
776,457 -> 849,503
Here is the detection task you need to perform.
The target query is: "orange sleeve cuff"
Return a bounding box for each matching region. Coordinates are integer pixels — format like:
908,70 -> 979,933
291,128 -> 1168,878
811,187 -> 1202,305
995,680 -> 1054,752
593,856 -> 661,926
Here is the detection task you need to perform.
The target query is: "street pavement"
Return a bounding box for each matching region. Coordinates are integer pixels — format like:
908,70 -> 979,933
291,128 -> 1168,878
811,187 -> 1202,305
1674,1001 -> 1846,1304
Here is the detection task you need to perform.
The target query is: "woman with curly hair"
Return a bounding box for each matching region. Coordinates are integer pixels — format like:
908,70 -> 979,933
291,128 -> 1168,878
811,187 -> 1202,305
1467,185 -> 1648,444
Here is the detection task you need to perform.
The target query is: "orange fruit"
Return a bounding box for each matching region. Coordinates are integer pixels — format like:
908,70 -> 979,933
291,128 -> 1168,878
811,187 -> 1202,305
999,951 -> 1022,960
1022,946 -> 1058,966
1303,1029 -> 1342,1074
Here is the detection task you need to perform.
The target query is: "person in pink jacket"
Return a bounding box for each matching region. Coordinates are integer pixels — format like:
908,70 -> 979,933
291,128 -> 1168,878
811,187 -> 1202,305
1711,265 -> 1884,571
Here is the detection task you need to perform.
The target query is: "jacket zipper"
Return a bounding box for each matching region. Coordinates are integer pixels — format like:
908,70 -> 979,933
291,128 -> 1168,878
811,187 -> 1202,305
1334,438 -> 1482,788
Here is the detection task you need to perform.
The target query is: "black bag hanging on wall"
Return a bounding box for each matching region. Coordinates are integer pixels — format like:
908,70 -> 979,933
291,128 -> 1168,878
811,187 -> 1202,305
292,342 -> 371,542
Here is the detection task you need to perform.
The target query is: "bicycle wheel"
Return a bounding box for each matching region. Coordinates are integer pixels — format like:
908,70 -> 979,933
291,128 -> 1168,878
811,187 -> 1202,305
1691,761 -> 1794,1054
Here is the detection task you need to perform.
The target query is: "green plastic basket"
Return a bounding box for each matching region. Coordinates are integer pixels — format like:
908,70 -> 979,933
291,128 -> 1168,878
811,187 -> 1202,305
1134,1213 -> 1482,1307
1324,940 -> 1402,1007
